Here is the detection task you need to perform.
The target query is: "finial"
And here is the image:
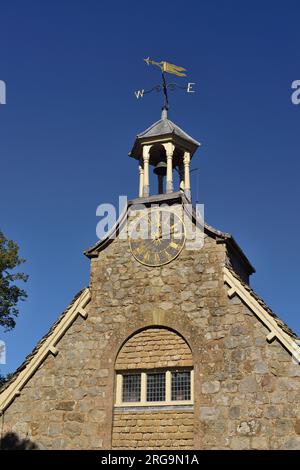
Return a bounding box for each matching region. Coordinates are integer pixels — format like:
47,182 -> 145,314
161,106 -> 168,120
134,58 -> 196,111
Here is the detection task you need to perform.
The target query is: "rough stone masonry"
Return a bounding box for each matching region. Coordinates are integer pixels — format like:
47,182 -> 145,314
1,199 -> 300,450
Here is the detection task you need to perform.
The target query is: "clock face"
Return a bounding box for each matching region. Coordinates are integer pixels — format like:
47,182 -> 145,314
129,208 -> 186,267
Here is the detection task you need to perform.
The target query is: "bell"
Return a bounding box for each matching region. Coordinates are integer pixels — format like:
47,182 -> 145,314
153,161 -> 167,176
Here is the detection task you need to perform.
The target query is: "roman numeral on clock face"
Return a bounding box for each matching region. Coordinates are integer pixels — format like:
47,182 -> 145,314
169,241 -> 179,249
129,209 -> 186,267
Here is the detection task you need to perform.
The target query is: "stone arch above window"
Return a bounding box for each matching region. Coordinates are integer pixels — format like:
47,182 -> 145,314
115,327 -> 193,371
113,327 -> 194,448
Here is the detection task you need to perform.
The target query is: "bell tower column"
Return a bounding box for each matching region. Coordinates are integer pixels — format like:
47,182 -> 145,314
183,151 -> 191,200
129,108 -> 200,199
142,145 -> 151,197
164,142 -> 175,194
139,160 -> 144,198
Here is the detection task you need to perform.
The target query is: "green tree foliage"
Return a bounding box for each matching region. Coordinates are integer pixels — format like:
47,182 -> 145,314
0,231 -> 28,330
0,374 -> 6,387
0,373 -> 13,387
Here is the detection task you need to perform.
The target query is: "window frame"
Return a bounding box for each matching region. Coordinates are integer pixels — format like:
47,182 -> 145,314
115,369 -> 194,407
146,371 -> 166,402
122,373 -> 142,403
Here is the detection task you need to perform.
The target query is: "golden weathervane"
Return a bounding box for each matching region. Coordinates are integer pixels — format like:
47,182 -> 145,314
134,57 -> 195,108
144,57 -> 187,77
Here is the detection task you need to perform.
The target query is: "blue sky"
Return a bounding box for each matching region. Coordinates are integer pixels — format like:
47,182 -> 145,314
1,0 -> 300,374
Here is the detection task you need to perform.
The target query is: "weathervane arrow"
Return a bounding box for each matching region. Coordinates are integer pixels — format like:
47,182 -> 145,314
134,57 -> 195,107
144,57 -> 187,77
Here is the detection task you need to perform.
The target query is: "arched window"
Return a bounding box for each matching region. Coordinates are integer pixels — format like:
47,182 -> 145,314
115,327 -> 193,407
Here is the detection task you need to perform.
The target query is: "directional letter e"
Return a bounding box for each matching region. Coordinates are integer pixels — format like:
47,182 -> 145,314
0,80 -> 6,104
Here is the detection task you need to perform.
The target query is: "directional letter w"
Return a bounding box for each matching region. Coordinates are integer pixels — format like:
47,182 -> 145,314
134,89 -> 144,99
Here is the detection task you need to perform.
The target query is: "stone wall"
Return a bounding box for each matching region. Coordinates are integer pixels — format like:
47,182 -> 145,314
112,410 -> 194,449
1,202 -> 300,449
115,328 -> 192,370
0,315 -> 109,450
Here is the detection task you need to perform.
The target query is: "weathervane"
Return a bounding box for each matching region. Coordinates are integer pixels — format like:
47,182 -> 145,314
134,57 -> 195,108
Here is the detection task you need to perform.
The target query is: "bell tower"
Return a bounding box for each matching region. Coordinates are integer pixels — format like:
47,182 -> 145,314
129,106 -> 200,201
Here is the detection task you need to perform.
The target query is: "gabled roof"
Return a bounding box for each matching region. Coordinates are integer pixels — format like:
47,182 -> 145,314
0,288 -> 91,413
1,234 -> 299,415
